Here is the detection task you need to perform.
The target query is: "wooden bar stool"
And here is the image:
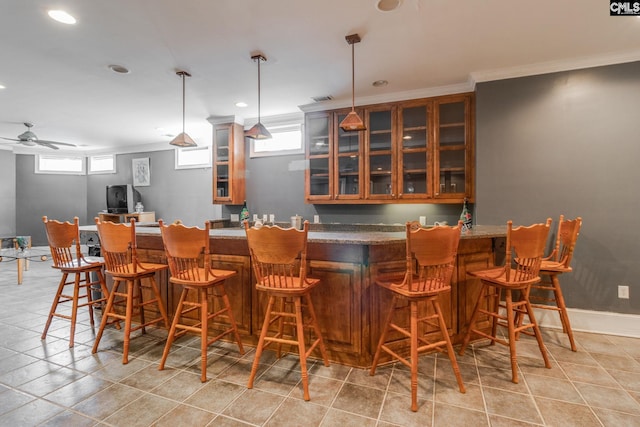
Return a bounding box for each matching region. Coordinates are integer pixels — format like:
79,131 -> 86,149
459,219 -> 552,384
370,221 -> 466,412
41,216 -> 110,348
92,218 -> 170,364
244,220 -> 329,401
158,219 -> 244,382
525,215 -> 582,351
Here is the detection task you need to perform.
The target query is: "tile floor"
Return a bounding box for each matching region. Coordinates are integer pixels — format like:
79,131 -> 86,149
1,249 -> 640,426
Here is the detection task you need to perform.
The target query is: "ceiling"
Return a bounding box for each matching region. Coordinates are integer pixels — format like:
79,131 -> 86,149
1,0 -> 639,153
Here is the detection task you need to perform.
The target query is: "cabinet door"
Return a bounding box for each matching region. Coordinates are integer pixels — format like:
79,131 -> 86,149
398,102 -> 431,199
213,123 -> 245,204
305,112 -> 332,202
334,109 -> 363,200
434,95 -> 474,201
365,106 -> 396,200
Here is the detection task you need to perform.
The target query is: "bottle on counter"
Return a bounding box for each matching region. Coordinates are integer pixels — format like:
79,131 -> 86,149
240,200 -> 250,224
460,198 -> 473,232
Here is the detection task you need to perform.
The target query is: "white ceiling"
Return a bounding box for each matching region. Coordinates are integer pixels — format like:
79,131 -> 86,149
1,0 -> 639,153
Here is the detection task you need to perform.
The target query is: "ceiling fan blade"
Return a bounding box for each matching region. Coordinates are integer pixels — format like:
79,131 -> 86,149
36,139 -> 77,147
1,137 -> 21,142
36,141 -> 60,150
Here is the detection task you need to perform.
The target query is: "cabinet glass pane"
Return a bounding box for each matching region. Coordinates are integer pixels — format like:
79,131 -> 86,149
439,170 -> 465,194
338,156 -> 359,195
215,128 -> 229,161
440,126 -> 465,146
402,106 -> 427,149
309,158 -> 330,196
439,102 -> 464,124
403,152 -> 427,194
439,150 -> 465,193
216,164 -> 229,197
369,110 -> 391,152
308,115 -> 330,156
369,154 -> 392,195
337,113 -> 360,154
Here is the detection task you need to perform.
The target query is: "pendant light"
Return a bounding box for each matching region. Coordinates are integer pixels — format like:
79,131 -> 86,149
245,54 -> 272,140
339,34 -> 366,132
169,70 -> 197,147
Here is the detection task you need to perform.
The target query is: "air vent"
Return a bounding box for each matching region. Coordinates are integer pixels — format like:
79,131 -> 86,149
312,95 -> 333,102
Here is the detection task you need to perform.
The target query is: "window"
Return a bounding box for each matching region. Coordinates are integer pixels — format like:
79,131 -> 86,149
88,154 -> 116,174
175,145 -> 212,169
250,123 -> 304,158
35,154 -> 86,175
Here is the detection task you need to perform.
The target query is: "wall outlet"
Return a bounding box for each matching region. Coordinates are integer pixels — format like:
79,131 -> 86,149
314,215 -> 320,224
230,214 -> 239,222
618,285 -> 630,299
269,214 -> 275,223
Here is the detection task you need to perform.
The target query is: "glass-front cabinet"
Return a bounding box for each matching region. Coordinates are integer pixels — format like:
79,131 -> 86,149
335,109 -> 363,200
366,106 -> 395,200
304,92 -> 474,204
213,122 -> 245,205
306,112 -> 332,201
434,95 -> 473,201
398,101 -> 430,200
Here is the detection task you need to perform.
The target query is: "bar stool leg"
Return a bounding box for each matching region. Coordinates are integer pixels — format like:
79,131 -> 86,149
433,299 -> 465,393
294,296 -> 310,401
93,279 -> 120,354
304,293 -> 329,365
505,290 -> 519,383
122,280 -> 135,364
410,300 -> 419,412
159,287 -> 188,371
200,287 -> 209,383
370,295 -> 398,375
248,295 -> 276,389
41,273 -> 68,341
551,274 -> 577,351
68,273 -> 81,348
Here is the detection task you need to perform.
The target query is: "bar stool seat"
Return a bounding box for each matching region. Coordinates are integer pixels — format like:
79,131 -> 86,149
158,219 -> 244,382
244,220 -> 329,401
92,218 -> 170,364
370,221 -> 466,412
459,219 -> 552,384
41,216 -> 110,348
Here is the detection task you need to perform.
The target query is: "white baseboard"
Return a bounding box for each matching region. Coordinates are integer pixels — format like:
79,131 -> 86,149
534,307 -> 640,339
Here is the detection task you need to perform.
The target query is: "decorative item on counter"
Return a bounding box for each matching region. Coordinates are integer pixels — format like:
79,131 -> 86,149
460,197 -> 472,231
291,214 -> 303,230
240,200 -> 250,224
135,202 -> 144,213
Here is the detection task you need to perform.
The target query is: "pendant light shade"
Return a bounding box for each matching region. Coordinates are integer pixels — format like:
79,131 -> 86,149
339,34 -> 366,132
170,70 -> 197,147
245,54 -> 272,140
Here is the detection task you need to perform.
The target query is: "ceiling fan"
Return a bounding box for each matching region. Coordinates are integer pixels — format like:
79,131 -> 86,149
1,122 -> 76,150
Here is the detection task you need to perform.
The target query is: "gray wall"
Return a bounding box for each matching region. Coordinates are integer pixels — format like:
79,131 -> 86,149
0,150 -> 16,237
476,61 -> 640,314
16,154 -> 87,243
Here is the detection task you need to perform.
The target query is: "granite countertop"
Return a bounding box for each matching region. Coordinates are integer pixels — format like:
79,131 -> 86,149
79,224 -> 506,245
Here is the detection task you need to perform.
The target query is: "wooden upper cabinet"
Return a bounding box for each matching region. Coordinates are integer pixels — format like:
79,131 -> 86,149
213,122 -> 245,205
433,94 -> 475,202
305,93 -> 474,204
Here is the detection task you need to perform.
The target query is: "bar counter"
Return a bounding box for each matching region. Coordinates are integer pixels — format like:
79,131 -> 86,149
80,224 -> 506,368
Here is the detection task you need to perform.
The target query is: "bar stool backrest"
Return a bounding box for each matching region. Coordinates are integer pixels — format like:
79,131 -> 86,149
505,218 -> 552,283
548,215 -> 582,269
244,221 -> 310,289
404,221 -> 462,293
94,218 -> 138,274
159,220 -> 211,282
42,216 -> 82,267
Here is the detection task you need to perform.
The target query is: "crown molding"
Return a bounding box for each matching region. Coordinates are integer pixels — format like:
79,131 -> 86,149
470,49 -> 640,86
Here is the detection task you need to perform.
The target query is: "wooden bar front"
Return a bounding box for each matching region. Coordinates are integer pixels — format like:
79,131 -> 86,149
82,225 -> 505,368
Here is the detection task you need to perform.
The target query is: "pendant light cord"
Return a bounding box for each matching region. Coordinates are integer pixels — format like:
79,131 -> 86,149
181,73 -> 186,134
351,42 -> 355,113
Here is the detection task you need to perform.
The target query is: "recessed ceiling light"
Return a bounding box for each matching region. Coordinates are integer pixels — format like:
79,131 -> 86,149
48,10 -> 76,25
108,64 -> 130,74
376,0 -> 402,12
235,102 -> 248,108
0,84 -> 5,90
373,80 -> 388,87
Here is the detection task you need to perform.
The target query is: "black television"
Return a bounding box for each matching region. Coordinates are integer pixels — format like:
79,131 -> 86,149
106,184 -> 142,214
